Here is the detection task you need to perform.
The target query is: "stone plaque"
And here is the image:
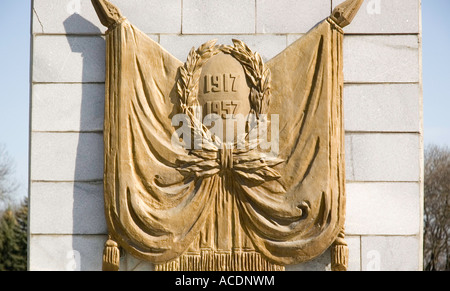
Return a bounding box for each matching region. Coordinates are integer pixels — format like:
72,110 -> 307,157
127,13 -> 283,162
91,0 -> 364,271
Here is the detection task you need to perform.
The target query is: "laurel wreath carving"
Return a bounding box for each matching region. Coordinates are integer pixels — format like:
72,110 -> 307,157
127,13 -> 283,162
176,39 -> 272,148
177,39 -> 271,118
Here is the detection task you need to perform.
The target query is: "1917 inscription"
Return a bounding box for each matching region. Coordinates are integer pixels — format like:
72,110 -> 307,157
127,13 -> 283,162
204,74 -> 239,93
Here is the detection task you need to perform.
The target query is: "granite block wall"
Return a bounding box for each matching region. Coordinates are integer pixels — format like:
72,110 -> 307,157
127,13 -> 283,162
29,0 -> 423,271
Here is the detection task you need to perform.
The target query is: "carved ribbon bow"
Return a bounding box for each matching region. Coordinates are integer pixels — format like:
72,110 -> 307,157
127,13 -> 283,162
177,145 -> 285,187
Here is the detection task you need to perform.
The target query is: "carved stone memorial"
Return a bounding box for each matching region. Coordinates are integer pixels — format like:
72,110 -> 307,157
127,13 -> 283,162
91,0 -> 364,271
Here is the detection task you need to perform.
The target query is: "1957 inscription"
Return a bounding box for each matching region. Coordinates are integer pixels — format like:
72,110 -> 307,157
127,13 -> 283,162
205,100 -> 240,119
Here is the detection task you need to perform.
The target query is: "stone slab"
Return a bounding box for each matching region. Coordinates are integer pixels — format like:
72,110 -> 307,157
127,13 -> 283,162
257,0 -> 331,33
33,35 -> 105,83
361,236 -> 421,271
32,84 -> 104,132
182,0 -> 255,34
345,133 -> 420,182
344,83 -> 421,132
344,35 -> 420,83
29,235 -> 109,271
346,182 -> 421,235
30,132 -> 103,181
29,182 -> 107,235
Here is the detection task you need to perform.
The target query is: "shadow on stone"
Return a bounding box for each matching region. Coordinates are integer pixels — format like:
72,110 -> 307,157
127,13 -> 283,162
63,13 -> 106,271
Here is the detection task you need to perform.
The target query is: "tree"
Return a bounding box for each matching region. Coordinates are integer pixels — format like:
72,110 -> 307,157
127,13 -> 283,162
0,145 -> 26,271
0,199 -> 28,271
12,198 -> 28,270
0,208 -> 20,271
0,145 -> 18,208
424,144 -> 450,271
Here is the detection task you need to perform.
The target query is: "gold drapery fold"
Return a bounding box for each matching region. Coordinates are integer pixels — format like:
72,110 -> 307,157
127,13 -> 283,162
103,18 -> 345,269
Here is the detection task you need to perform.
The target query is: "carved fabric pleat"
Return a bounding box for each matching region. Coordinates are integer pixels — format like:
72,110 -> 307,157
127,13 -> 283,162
103,18 -> 345,268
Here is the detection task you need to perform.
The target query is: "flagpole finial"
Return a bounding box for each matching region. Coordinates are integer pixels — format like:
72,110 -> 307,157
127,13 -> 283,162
331,0 -> 364,28
91,0 -> 123,28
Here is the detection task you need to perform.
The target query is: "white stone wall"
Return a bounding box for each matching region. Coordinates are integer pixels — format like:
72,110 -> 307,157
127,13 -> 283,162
29,0 -> 423,271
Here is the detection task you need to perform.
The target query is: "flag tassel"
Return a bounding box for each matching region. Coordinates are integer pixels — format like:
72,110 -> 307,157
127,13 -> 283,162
102,237 -> 120,271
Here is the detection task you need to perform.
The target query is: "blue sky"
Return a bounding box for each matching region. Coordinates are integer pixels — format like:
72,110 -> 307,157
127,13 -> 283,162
422,0 -> 450,147
0,1 -> 31,203
0,0 -> 449,202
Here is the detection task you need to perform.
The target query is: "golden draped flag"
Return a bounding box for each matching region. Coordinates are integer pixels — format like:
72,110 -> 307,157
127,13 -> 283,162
93,0 -> 364,271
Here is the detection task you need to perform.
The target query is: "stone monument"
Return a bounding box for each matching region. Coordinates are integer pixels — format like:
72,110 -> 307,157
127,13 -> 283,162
92,0 -> 363,271
29,0 -> 423,271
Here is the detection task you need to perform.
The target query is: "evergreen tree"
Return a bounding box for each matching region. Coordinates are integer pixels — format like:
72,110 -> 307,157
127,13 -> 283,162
12,199 -> 28,270
0,208 -> 19,271
0,145 -> 25,271
0,199 -> 28,271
